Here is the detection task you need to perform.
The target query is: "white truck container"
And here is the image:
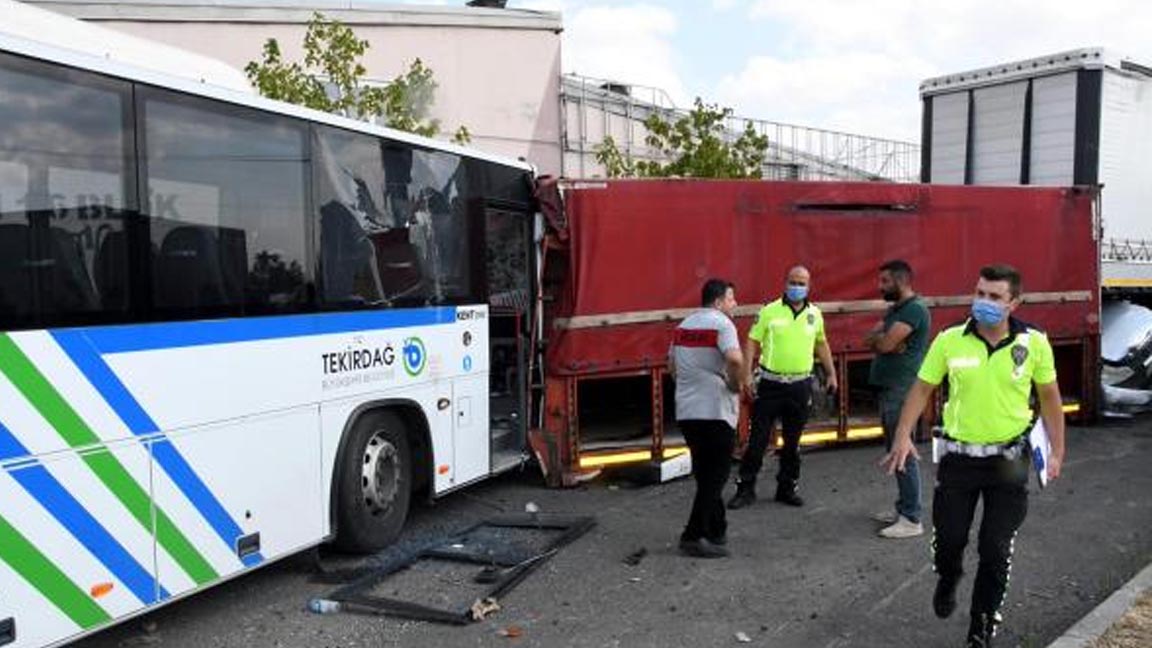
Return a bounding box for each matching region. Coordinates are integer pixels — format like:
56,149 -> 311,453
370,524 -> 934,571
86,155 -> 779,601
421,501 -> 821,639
919,47 -> 1152,291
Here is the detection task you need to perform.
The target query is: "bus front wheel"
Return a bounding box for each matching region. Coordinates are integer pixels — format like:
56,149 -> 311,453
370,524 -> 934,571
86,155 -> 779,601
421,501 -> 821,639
333,411 -> 412,552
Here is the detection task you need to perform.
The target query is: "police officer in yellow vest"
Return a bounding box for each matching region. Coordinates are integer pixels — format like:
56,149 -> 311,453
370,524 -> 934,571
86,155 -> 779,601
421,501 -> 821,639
882,264 -> 1066,648
728,265 -> 838,509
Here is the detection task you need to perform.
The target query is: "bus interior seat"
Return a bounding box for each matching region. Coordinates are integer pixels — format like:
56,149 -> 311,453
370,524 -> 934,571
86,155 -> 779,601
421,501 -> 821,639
370,226 -> 424,299
0,223 -> 100,319
93,229 -> 130,310
0,223 -> 34,319
215,225 -> 249,305
155,225 -> 235,310
45,226 -> 99,313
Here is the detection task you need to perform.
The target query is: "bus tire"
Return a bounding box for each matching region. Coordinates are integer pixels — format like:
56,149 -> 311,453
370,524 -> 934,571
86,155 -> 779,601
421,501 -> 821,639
333,411 -> 412,553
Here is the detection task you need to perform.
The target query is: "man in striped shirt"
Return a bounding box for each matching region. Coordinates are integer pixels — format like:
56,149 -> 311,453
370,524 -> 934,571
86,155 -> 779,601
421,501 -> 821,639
668,278 -> 744,558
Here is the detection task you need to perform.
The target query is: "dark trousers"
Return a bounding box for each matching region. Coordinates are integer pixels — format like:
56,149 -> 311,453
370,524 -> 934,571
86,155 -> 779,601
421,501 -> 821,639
933,452 -> 1030,619
681,420 -> 736,542
880,384 -> 922,522
737,378 -> 811,490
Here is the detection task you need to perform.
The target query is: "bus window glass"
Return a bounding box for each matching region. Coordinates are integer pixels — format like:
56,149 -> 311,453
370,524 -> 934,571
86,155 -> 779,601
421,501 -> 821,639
314,128 -> 474,306
407,148 -> 472,303
0,54 -> 131,329
313,126 -> 388,306
143,91 -> 310,317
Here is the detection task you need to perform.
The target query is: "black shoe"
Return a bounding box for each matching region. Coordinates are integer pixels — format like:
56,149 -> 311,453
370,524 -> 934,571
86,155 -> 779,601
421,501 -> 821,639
774,488 -> 804,507
727,489 -> 756,510
679,538 -> 729,558
966,613 -> 996,647
933,575 -> 960,619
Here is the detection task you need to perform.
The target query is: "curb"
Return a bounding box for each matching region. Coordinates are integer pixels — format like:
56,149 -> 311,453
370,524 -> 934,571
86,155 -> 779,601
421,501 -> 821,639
1046,561 -> 1152,648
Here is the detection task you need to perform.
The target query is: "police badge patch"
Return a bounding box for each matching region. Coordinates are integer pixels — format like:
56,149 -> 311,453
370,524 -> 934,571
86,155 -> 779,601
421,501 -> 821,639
807,313 -> 815,325
1011,344 -> 1029,367
1011,344 -> 1029,380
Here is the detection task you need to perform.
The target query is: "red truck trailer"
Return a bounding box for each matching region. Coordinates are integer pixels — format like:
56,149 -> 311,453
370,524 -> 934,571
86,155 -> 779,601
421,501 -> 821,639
529,179 -> 1100,487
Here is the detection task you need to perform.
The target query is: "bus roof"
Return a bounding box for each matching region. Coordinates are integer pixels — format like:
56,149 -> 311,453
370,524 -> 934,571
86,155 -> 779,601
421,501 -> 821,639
0,0 -> 535,173
1,0 -> 253,92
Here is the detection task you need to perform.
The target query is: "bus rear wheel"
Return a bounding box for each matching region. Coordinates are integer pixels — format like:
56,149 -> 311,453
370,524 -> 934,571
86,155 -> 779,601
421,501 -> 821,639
333,411 -> 412,553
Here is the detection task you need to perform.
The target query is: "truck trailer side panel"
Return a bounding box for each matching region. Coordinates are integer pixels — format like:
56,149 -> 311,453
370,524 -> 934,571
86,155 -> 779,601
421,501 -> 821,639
532,179 -> 1100,485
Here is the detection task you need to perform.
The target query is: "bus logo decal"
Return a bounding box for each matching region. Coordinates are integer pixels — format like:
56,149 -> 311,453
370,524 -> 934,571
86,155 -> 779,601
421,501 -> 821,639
403,337 -> 427,377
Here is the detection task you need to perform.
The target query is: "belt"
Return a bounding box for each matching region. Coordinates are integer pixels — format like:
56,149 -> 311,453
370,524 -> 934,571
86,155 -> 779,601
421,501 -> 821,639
938,434 -> 1026,460
756,368 -> 811,384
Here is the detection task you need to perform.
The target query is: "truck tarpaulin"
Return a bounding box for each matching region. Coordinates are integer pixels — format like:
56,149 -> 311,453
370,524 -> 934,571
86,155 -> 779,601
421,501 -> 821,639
547,180 -> 1098,375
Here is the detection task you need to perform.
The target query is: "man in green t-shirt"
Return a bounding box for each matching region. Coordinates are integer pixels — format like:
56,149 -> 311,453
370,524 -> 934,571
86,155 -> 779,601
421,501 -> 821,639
882,264 -> 1066,648
866,260 -> 930,539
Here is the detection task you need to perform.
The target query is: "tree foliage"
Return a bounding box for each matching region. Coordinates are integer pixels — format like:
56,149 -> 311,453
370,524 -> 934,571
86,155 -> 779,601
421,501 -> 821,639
245,12 -> 470,143
594,98 -> 769,178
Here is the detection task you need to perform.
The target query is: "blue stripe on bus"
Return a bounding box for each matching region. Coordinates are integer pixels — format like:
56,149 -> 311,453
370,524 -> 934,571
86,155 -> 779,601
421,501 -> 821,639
48,308 -> 457,570
80,308 -> 458,354
51,330 -> 265,569
0,420 -> 170,604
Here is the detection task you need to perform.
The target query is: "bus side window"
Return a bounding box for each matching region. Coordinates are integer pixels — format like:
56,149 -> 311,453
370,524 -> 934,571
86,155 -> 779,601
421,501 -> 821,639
0,51 -> 133,330
142,89 -> 311,319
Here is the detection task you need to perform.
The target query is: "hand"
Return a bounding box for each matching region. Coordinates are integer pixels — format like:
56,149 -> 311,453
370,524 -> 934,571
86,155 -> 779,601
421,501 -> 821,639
879,434 -> 919,475
725,375 -> 742,394
741,380 -> 757,402
824,373 -> 838,395
1047,453 -> 1063,481
870,320 -> 885,334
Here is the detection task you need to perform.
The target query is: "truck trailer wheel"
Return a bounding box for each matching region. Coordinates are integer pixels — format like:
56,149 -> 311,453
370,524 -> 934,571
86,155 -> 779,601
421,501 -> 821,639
333,411 -> 412,553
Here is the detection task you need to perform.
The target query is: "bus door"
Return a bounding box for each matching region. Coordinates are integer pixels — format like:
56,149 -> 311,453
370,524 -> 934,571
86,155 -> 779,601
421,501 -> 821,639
484,204 -> 532,472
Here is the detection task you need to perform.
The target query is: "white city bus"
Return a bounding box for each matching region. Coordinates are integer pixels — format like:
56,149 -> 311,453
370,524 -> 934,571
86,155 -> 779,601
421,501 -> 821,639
0,24 -> 536,648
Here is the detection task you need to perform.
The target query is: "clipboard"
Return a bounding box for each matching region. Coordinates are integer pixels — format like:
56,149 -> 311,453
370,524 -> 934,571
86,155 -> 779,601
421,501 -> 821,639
1027,419 -> 1051,489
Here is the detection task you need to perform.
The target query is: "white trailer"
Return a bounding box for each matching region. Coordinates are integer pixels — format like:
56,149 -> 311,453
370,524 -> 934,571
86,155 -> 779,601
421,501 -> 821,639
919,47 -> 1152,292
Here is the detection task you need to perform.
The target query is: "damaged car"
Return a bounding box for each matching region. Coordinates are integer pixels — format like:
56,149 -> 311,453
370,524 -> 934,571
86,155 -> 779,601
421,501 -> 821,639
1100,300 -> 1152,416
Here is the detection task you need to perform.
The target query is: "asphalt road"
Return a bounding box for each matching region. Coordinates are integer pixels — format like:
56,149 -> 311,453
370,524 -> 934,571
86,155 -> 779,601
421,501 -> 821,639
77,420 -> 1152,648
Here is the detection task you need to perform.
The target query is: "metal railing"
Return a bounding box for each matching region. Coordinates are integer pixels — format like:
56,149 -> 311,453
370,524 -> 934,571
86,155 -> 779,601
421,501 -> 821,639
1104,238 -> 1152,263
561,73 -> 920,182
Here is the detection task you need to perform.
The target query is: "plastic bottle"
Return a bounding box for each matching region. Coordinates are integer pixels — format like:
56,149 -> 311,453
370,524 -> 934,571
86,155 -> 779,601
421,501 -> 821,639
307,598 -> 341,614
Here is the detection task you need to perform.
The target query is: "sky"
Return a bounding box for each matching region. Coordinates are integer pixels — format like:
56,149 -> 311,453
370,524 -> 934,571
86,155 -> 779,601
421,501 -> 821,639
386,1 -> 1152,142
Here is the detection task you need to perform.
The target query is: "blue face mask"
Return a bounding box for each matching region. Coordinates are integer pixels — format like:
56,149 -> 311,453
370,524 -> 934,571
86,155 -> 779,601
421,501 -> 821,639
971,298 -> 1007,325
785,285 -> 809,303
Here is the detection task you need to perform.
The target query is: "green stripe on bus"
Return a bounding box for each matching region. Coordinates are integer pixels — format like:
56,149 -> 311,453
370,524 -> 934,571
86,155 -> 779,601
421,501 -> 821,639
0,334 -> 219,585
0,513 -> 112,628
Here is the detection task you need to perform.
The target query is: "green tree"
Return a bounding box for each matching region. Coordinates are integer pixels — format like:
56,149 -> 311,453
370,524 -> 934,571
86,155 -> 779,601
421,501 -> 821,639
594,98 -> 769,178
245,12 -> 470,144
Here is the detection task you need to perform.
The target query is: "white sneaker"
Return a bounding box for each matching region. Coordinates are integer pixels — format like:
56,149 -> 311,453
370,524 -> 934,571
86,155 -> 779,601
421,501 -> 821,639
879,515 -> 924,538
871,510 -> 898,524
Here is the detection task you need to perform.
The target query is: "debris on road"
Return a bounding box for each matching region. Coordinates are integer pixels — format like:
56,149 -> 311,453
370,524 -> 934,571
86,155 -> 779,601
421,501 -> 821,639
471,598 -> 501,621
497,624 -> 524,638
319,513 -> 595,624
